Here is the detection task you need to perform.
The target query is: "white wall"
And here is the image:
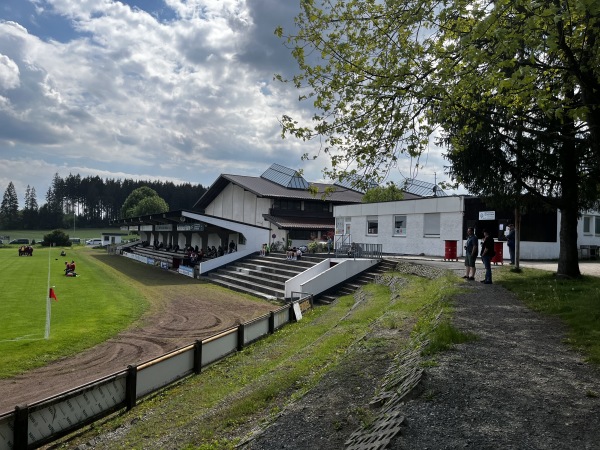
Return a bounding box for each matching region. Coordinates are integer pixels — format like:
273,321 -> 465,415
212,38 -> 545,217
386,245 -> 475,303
335,198 -> 600,260
335,197 -> 465,257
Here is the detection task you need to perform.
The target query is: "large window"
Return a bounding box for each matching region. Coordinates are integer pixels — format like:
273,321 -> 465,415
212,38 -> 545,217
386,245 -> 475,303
367,216 -> 378,235
394,215 -> 407,236
289,229 -> 312,240
273,199 -> 301,210
423,213 -> 440,236
583,216 -> 592,235
596,217 -> 600,235
304,200 -> 329,212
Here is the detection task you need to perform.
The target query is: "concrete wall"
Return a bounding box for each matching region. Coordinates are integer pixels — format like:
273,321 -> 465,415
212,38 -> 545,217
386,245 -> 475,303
293,258 -> 380,298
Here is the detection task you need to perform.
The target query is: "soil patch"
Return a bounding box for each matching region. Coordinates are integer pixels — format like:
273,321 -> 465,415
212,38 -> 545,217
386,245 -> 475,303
0,255 -> 276,414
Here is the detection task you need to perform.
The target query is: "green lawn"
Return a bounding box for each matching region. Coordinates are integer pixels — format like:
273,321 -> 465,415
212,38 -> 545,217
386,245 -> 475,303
0,246 -> 148,378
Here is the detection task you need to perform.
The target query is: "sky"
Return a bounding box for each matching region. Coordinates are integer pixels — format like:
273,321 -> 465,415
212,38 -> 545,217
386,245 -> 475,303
0,0 -> 457,206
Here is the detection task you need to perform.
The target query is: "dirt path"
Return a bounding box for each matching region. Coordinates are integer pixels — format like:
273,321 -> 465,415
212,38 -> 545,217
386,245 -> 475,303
0,255 -> 276,414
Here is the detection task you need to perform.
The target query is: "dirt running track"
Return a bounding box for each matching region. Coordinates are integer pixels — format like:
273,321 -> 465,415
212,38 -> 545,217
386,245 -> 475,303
0,254 -> 277,415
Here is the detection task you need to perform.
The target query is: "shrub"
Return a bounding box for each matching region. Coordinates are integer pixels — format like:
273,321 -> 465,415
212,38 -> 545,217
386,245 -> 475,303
43,229 -> 71,247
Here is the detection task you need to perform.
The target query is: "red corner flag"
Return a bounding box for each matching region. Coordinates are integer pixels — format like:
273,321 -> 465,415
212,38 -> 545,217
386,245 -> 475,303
49,288 -> 58,301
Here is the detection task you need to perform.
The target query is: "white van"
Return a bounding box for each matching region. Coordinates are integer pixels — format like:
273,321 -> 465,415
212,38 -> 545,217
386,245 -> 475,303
86,238 -> 103,246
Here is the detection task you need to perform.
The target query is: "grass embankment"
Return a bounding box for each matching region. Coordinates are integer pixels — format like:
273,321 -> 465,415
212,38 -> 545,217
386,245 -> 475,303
0,246 -> 148,377
496,267 -> 600,364
60,271 -> 464,450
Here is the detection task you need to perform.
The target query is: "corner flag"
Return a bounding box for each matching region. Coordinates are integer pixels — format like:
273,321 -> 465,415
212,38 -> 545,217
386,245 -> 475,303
49,287 -> 58,301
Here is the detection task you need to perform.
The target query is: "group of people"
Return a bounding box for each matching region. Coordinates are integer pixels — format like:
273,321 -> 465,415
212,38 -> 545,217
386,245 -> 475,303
463,224 -> 516,285
286,247 -> 303,260
64,260 -> 77,277
18,245 -> 34,256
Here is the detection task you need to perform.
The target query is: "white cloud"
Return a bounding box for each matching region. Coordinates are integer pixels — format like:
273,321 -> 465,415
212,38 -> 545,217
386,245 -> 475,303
0,54 -> 20,90
0,0 -> 459,207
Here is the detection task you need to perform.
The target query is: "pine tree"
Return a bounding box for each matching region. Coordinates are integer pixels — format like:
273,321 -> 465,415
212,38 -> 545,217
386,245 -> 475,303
0,182 -> 20,229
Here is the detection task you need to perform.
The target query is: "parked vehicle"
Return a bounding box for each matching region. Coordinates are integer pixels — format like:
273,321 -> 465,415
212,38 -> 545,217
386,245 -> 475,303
9,238 -> 29,245
86,238 -> 103,246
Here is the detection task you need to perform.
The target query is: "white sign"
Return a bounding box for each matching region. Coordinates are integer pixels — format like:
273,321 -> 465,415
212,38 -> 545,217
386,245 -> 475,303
479,211 -> 496,220
155,224 -> 173,231
292,302 -> 303,321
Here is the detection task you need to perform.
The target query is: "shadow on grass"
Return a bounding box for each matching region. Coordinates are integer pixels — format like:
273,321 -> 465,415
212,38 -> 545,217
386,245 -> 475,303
91,253 -> 207,287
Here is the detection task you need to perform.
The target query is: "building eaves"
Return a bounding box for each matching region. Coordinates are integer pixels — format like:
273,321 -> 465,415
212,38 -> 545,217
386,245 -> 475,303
263,214 -> 335,230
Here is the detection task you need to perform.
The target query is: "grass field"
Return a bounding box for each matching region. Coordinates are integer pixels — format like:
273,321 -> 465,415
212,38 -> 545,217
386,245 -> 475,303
0,245 -> 148,378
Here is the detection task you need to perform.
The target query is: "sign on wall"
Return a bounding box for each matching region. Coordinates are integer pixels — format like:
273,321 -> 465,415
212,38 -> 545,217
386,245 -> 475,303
478,211 -> 496,220
155,224 -> 173,231
177,224 -> 205,231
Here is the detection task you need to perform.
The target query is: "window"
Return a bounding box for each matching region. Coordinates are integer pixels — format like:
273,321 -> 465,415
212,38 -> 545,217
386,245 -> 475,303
273,199 -> 301,210
367,216 -> 378,235
596,217 -> 600,235
583,216 -> 592,235
423,213 -> 440,236
289,229 -> 312,240
393,215 -> 407,236
304,201 -> 329,212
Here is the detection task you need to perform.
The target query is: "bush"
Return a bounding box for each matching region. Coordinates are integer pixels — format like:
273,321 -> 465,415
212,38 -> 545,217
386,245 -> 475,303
43,229 -> 71,247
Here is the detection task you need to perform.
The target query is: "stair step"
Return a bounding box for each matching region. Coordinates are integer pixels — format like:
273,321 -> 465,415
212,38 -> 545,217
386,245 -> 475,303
209,278 -> 282,301
209,272 -> 285,297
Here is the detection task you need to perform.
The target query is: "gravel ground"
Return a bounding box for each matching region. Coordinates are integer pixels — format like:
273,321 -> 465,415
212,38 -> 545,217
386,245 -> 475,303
389,279 -> 600,450
242,261 -> 600,450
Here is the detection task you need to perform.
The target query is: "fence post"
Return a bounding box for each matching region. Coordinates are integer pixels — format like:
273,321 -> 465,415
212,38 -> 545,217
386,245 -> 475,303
125,365 -> 137,411
237,323 -> 245,351
269,311 -> 275,334
193,340 -> 203,374
13,405 -> 29,450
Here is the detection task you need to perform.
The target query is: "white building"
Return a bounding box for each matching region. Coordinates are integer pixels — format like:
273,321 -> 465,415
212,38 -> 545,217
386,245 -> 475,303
334,195 -> 600,260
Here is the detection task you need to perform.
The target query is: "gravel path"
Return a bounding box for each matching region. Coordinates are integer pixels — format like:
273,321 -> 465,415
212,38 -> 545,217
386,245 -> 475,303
389,279 -> 600,450
241,261 -> 600,450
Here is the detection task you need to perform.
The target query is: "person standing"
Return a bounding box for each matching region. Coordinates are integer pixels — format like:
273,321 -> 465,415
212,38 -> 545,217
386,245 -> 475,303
463,227 -> 478,280
480,229 -> 495,284
326,235 -> 333,254
506,224 -> 516,264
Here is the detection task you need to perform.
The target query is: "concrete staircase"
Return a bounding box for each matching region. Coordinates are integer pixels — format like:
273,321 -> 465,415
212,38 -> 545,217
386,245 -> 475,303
206,253 -> 398,304
207,252 -> 327,301
316,258 -> 398,304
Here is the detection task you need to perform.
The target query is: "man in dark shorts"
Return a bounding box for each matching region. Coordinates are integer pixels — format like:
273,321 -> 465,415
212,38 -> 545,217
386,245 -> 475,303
463,227 -> 478,280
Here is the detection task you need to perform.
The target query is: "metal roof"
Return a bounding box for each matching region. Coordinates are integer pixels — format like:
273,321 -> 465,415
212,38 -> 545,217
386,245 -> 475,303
261,163 -> 310,190
333,173 -> 379,194
403,179 -> 448,197
194,173 -> 364,210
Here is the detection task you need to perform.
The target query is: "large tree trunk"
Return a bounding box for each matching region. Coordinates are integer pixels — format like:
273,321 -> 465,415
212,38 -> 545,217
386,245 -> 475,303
556,89 -> 582,278
557,205 -> 581,278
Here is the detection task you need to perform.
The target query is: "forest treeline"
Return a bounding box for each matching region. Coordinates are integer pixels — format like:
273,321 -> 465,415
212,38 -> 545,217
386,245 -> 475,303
0,173 -> 206,230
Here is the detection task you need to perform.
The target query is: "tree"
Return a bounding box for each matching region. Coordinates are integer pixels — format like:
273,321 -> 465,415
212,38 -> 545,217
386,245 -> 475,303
121,186 -> 169,219
22,185 -> 39,229
0,182 -> 20,229
362,182 -> 404,203
133,196 -> 170,217
43,229 -> 71,247
278,0 -> 600,277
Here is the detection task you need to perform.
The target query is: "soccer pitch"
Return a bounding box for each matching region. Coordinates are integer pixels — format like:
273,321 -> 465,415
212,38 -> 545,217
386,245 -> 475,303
0,245 -> 148,378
